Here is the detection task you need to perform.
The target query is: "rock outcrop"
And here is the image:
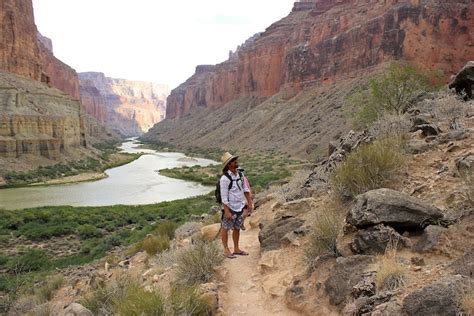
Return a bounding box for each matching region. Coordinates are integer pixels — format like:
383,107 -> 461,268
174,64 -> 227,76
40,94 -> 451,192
165,0 -> 474,119
0,71 -> 87,159
0,0 -> 80,99
79,72 -> 169,136
449,61 -> 474,99
347,188 -> 444,230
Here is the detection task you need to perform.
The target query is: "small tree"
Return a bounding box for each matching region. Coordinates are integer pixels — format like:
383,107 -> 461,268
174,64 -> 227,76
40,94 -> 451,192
349,62 -> 438,128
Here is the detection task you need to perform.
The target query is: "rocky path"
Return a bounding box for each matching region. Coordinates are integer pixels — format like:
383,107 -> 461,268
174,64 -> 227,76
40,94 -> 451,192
218,225 -> 300,316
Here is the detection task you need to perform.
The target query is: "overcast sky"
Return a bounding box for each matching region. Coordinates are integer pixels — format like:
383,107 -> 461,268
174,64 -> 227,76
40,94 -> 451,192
32,1 -> 294,89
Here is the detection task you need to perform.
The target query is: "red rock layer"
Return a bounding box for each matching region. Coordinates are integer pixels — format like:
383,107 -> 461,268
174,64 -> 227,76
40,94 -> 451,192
0,0 -> 80,99
166,0 -> 474,119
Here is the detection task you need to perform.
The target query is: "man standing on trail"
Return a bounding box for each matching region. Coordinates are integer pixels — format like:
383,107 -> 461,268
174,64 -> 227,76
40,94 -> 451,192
220,152 -> 253,259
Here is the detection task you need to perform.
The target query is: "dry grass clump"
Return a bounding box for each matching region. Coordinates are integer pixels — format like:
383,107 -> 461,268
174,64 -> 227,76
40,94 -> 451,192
175,242 -> 223,286
270,169 -> 311,202
305,202 -> 345,268
369,113 -> 412,139
427,92 -> 473,120
35,276 -> 64,303
376,248 -> 407,291
169,286 -> 211,316
461,291 -> 474,315
79,274 -> 133,314
331,137 -> 406,200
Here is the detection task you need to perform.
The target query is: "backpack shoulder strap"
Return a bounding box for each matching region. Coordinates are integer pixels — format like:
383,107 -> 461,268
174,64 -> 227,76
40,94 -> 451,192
224,172 -> 233,190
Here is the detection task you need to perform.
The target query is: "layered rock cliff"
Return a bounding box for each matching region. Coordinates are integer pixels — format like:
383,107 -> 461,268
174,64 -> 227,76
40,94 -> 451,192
165,0 -> 474,119
79,72 -> 169,136
0,0 -> 80,99
0,71 -> 86,160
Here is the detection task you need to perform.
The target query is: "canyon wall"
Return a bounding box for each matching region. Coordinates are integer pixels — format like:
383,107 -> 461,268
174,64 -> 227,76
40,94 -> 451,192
79,72 -> 169,136
165,0 -> 474,119
0,0 -> 80,99
0,71 -> 86,160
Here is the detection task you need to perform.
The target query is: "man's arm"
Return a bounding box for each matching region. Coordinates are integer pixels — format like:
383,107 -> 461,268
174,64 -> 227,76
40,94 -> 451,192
220,176 -> 233,220
244,191 -> 253,214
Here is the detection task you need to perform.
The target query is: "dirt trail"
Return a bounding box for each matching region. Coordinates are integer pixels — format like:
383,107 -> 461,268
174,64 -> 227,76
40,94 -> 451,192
218,225 -> 300,316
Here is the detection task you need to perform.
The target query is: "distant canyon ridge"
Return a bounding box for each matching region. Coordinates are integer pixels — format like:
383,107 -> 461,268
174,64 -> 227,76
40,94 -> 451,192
143,0 -> 474,157
79,72 -> 169,136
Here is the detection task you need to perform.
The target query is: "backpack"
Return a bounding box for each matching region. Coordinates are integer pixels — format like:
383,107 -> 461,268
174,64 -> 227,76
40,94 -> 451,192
215,170 -> 245,204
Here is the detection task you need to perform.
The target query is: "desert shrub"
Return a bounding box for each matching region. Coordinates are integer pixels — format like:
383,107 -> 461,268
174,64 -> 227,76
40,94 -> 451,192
7,248 -> 50,273
153,221 -> 179,239
77,224 -> 103,239
0,253 -> 8,269
115,284 -> 164,316
175,242 -> 223,285
169,286 -> 211,316
271,169 -> 311,202
141,235 -> 170,256
35,276 -> 64,303
461,170 -> 474,208
349,62 -> 438,128
305,203 -> 345,268
369,113 -> 412,139
80,274 -> 132,315
427,92 -> 473,120
376,248 -> 406,291
331,137 -> 405,200
461,291 -> 474,315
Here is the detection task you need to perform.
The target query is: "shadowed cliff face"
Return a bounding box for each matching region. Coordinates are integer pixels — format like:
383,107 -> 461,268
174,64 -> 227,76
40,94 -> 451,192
79,72 -> 169,137
0,0 -> 80,99
165,0 -> 474,119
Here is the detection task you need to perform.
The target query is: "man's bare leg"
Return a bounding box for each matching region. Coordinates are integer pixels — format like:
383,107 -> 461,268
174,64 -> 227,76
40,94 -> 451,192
232,229 -> 241,253
221,229 -> 233,256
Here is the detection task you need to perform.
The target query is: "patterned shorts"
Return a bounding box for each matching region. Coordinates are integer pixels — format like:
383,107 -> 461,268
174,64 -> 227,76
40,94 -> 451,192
221,211 -> 244,230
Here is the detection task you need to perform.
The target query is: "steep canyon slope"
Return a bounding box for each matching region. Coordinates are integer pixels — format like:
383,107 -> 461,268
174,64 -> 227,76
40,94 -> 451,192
143,0 -> 474,157
0,0 -> 117,178
79,72 -> 169,136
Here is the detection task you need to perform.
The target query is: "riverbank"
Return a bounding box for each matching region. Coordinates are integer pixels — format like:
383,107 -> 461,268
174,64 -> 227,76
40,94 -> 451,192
0,151 -> 142,189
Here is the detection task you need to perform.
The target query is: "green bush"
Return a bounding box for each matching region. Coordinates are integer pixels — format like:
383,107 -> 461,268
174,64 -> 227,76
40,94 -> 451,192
114,284 -> 164,316
140,235 -> 170,256
7,248 -> 50,273
175,242 -> 223,285
349,63 -> 438,128
77,224 -> 103,239
331,137 -> 405,200
0,253 -> 8,269
153,221 -> 179,239
169,286 -> 211,316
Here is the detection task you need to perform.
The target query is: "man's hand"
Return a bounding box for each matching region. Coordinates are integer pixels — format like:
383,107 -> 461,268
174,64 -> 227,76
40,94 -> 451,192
223,205 -> 233,220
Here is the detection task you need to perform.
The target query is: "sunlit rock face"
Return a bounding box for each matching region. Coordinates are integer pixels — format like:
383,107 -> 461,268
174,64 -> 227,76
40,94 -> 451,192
165,0 -> 474,119
0,0 -> 81,99
79,72 -> 169,136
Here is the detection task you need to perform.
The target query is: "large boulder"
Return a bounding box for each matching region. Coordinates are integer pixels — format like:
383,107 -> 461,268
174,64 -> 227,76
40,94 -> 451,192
449,61 -> 474,100
350,224 -> 411,255
413,225 -> 447,253
200,223 -> 221,241
347,189 -> 444,230
258,216 -> 304,251
324,255 -> 375,306
401,275 -> 474,316
450,249 -> 474,278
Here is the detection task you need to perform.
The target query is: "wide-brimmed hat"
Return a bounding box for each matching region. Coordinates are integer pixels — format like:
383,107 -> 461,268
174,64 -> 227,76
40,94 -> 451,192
221,152 -> 238,171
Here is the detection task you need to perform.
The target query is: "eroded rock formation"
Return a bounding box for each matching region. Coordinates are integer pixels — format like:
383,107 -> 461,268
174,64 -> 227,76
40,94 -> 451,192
165,0 -> 474,119
0,0 -> 80,99
0,71 -> 86,159
79,72 -> 169,136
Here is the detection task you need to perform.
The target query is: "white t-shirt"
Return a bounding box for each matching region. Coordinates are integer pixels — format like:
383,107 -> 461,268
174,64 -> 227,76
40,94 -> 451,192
220,170 -> 250,212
